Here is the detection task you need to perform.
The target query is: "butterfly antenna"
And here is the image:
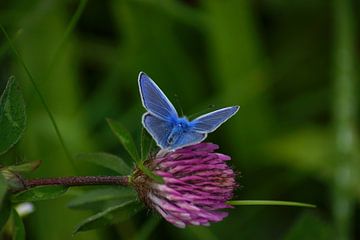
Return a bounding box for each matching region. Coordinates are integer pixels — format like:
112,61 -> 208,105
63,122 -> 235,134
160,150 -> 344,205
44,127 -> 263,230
188,104 -> 217,119
174,94 -> 184,116
208,104 -> 216,110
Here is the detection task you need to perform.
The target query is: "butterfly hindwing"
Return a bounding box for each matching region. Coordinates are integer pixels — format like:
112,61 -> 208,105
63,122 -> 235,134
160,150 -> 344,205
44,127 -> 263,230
138,72 -> 178,120
191,106 -> 239,133
171,130 -> 207,150
142,112 -> 174,149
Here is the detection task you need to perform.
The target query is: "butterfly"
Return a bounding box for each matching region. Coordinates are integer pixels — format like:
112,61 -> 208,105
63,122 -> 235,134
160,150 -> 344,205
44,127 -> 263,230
138,72 -> 239,150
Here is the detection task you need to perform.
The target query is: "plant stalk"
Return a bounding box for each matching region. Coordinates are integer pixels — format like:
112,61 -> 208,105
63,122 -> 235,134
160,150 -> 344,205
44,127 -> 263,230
333,0 -> 357,239
23,176 -> 129,189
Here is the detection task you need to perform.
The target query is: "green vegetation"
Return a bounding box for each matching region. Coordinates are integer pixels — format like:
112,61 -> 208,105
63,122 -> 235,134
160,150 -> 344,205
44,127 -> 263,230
0,0 -> 359,239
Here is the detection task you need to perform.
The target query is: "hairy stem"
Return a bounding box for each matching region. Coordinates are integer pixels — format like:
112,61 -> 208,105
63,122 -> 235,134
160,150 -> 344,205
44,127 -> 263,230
23,176 -> 129,189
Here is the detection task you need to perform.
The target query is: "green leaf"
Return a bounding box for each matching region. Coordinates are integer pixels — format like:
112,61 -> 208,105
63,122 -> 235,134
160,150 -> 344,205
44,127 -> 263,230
0,197 -> 11,232
0,76 -> 26,155
284,212 -> 332,240
107,118 -> 140,163
7,160 -> 41,173
0,173 -> 8,203
75,152 -> 132,175
11,208 -> 26,240
12,186 -> 68,203
68,187 -> 137,210
227,200 -> 316,208
73,200 -> 142,234
140,127 -> 154,161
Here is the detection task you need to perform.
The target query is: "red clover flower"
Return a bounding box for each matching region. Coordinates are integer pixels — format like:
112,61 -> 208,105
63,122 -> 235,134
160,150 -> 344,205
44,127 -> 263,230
131,142 -> 237,228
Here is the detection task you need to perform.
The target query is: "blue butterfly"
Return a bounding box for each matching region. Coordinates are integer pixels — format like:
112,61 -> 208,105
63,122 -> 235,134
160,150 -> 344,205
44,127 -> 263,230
138,72 -> 239,150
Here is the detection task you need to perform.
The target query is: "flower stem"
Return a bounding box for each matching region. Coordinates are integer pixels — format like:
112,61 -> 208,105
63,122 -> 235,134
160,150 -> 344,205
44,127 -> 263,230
333,0 -> 357,239
227,200 -> 315,208
23,176 -> 129,188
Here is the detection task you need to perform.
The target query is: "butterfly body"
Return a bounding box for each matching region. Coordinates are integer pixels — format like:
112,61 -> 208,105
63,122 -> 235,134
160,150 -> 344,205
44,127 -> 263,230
139,72 -> 239,150
167,117 -> 192,145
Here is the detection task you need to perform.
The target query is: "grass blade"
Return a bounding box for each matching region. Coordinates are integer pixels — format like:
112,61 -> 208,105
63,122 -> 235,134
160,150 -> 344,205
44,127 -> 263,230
0,25 -> 75,169
11,208 -> 26,240
227,200 -> 316,208
46,0 -> 88,78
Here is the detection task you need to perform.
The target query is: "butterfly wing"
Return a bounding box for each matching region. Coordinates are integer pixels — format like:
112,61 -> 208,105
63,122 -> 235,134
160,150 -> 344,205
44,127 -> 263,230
143,112 -> 207,150
171,130 -> 207,150
142,113 -> 174,149
138,72 -> 178,120
191,106 -> 239,133
139,72 -> 239,149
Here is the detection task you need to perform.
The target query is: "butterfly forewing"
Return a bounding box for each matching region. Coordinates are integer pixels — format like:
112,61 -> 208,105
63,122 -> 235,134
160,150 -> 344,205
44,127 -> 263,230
191,106 -> 239,133
138,72 -> 178,120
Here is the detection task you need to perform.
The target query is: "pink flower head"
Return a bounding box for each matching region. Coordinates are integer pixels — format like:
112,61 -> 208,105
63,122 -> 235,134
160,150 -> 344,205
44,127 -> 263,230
132,143 -> 237,228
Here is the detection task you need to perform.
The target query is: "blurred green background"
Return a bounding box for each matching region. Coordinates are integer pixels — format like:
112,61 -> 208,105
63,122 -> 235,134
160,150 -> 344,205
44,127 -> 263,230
1,0 -> 359,239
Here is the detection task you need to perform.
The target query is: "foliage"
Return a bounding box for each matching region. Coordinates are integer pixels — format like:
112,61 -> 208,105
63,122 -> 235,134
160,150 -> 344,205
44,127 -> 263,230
12,186 -> 69,203
0,0 -> 359,239
73,200 -> 142,234
75,152 -> 131,175
0,77 -> 26,155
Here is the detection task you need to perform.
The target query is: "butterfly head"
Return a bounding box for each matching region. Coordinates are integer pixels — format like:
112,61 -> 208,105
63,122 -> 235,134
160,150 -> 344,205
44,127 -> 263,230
174,117 -> 189,129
